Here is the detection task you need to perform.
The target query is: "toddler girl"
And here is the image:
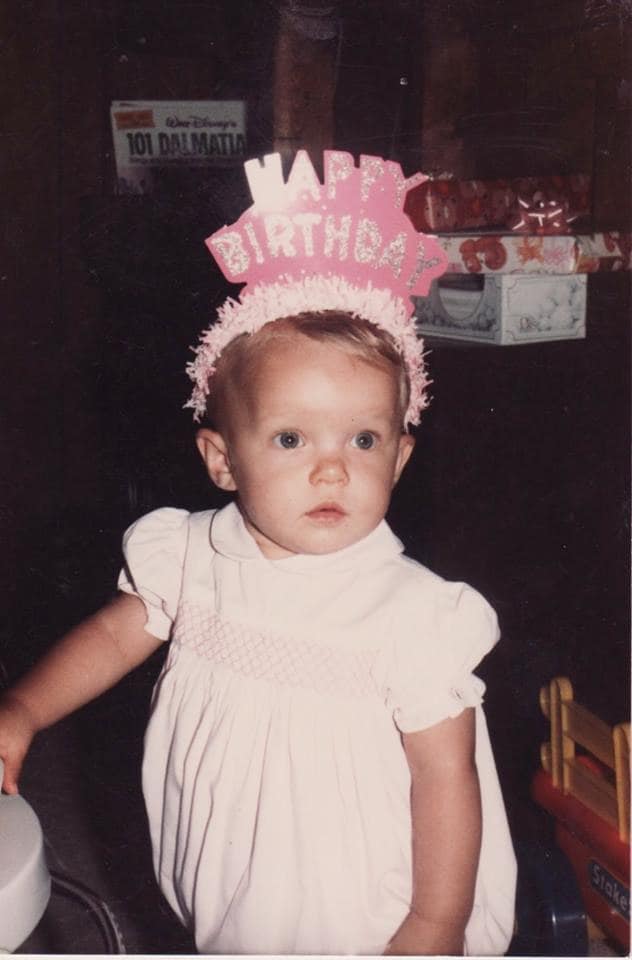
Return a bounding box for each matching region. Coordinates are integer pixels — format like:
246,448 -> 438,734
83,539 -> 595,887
0,150 -> 516,956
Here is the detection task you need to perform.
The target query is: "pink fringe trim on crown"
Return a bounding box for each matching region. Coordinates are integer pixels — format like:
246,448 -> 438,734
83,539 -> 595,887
184,274 -> 431,427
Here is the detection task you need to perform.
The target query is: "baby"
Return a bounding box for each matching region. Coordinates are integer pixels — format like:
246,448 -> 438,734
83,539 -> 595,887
0,151 -> 516,955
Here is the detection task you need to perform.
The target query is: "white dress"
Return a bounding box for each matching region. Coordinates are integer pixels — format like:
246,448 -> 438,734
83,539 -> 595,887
118,502 -> 516,956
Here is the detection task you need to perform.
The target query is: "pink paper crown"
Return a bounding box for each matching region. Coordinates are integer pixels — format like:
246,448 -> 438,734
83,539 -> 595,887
186,150 -> 448,426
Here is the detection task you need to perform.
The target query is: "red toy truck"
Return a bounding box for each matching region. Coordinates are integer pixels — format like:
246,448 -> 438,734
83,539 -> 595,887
531,677 -> 630,953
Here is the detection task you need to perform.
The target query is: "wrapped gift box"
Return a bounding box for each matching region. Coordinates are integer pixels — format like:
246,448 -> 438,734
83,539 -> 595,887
405,174 -> 591,232
435,232 -> 632,275
575,232 -> 632,272
438,234 -> 579,274
414,273 -> 587,345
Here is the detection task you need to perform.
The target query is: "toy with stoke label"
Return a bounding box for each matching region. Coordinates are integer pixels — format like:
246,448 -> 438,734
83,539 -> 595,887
532,676 -> 630,952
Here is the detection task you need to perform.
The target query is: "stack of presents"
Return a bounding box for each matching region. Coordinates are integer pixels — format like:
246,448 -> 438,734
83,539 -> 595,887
406,174 -> 631,344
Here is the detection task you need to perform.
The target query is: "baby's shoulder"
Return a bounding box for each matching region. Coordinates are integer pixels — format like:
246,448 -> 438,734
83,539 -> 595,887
383,552 -> 495,626
122,506 -> 215,556
384,551 -> 448,597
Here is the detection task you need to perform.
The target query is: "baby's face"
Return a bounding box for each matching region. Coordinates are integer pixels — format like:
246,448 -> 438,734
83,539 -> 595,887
202,334 -> 414,559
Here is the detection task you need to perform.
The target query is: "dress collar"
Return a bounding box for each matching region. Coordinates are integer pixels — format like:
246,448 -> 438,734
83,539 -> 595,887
209,500 -> 403,573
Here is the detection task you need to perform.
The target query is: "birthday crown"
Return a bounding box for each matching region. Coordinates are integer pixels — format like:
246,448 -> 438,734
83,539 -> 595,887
186,150 -> 448,426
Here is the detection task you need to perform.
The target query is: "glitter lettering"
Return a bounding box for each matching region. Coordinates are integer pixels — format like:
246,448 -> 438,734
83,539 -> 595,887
378,232 -> 407,277
386,162 -> 426,209
406,238 -> 442,288
205,150 -> 447,311
287,151 -> 322,202
324,215 -> 351,260
360,156 -> 385,202
265,214 -> 297,257
245,153 -> 285,210
354,218 -> 382,265
325,151 -> 354,199
244,222 -> 264,264
209,231 -> 250,276
293,213 -> 322,256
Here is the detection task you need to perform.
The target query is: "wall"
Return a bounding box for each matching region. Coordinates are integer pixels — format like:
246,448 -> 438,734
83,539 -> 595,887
2,3 -> 111,628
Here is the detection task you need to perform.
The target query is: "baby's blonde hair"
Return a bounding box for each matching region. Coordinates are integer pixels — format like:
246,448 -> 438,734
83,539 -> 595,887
205,312 -> 410,433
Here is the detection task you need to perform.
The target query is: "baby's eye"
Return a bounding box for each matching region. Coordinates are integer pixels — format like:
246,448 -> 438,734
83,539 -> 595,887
351,431 -> 377,450
274,431 -> 303,449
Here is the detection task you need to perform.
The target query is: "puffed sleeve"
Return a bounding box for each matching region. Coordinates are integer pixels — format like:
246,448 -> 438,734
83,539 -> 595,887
117,508 -> 190,640
385,581 -> 500,733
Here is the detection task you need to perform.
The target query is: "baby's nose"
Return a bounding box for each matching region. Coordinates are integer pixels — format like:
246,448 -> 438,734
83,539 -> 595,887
309,452 -> 349,484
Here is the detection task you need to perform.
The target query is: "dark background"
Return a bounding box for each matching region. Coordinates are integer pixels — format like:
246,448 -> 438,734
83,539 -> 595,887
1,0 -> 630,952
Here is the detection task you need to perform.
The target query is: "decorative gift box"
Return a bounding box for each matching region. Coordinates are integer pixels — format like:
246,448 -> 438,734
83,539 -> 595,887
405,174 -> 591,233
435,232 -> 632,276
413,230 -> 630,346
575,232 -> 632,273
438,234 -> 578,275
414,273 -> 587,345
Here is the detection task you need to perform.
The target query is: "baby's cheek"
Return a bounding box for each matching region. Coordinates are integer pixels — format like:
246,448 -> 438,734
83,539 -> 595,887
361,462 -> 397,497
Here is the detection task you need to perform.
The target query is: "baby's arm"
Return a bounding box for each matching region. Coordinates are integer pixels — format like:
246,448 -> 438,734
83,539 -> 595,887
0,593 -> 162,794
385,708 -> 481,956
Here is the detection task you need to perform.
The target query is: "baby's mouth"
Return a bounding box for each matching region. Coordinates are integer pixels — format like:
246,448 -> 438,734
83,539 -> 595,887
306,503 -> 347,523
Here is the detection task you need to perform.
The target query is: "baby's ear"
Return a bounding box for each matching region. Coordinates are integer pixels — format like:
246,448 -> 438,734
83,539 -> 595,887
393,432 -> 415,486
195,429 -> 237,491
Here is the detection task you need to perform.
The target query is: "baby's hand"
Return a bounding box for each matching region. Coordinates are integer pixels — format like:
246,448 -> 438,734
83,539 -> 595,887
0,692 -> 38,794
384,912 -> 465,956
